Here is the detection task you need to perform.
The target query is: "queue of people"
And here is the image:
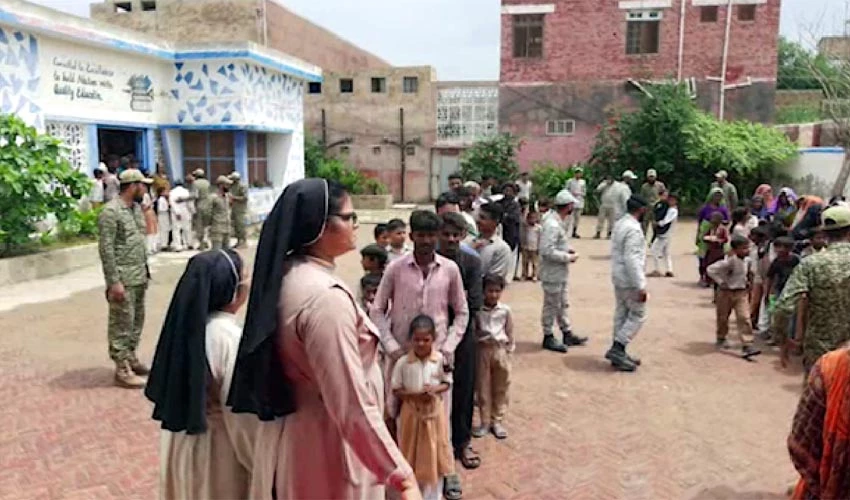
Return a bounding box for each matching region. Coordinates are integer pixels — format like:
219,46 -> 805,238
104,163 -> 850,499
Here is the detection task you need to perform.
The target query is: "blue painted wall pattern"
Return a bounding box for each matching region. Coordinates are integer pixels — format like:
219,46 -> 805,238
0,27 -> 42,129
171,61 -> 302,130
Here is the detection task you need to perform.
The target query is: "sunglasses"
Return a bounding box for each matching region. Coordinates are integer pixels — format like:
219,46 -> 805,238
331,211 -> 358,225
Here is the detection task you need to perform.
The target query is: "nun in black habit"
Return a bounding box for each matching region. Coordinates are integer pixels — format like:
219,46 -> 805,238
226,178 -> 420,500
145,249 -> 257,500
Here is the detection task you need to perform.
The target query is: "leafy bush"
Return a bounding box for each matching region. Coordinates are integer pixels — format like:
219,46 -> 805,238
58,206 -> 102,241
303,135 -> 388,195
460,133 -> 521,184
0,113 -> 91,256
775,104 -> 824,125
587,84 -> 798,213
531,161 -> 577,201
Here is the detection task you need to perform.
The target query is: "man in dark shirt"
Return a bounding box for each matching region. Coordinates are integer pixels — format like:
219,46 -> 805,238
438,212 -> 484,498
498,183 -> 523,281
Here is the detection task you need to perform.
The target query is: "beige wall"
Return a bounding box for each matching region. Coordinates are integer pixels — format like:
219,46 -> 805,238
305,67 -> 437,202
90,0 -> 389,72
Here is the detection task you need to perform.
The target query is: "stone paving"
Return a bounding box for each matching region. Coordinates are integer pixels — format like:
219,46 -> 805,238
0,221 -> 803,499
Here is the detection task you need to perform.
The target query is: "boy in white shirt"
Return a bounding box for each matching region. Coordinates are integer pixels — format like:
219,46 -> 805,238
648,192 -> 678,278
169,182 -> 194,251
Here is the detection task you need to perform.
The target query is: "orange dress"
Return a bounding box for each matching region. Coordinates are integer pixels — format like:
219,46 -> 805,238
790,348 -> 850,500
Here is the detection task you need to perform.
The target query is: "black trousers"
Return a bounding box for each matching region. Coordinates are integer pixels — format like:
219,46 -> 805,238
451,322 -> 478,455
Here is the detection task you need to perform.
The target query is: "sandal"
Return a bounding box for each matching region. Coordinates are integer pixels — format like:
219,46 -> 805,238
459,445 -> 481,469
444,473 -> 463,500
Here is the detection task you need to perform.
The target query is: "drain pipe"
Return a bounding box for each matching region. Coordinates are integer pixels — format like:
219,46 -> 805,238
677,0 -> 686,81
718,0 -> 734,120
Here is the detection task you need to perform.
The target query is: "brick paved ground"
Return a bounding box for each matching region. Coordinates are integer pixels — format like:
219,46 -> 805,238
0,221 -> 803,499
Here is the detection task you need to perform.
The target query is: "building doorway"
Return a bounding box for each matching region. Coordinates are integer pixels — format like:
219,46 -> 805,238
98,127 -> 144,171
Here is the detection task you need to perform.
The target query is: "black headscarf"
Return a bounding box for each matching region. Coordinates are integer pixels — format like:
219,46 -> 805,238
227,178 -> 330,420
145,249 -> 243,435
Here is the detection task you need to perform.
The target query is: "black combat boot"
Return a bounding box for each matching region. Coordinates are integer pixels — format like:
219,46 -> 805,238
563,331 -> 588,347
605,341 -> 637,372
542,335 -> 568,353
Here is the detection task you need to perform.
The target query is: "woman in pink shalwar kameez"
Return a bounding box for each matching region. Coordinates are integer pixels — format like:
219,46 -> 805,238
227,179 -> 421,500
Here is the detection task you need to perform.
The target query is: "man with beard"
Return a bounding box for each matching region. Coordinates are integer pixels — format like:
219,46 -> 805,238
610,170 -> 637,221
97,169 -> 152,388
437,212 -> 484,493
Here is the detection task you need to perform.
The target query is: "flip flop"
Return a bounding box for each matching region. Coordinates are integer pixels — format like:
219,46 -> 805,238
460,445 -> 481,469
444,473 -> 463,500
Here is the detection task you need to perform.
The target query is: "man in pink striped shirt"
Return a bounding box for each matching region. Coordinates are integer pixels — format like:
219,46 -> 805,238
371,210 -> 470,364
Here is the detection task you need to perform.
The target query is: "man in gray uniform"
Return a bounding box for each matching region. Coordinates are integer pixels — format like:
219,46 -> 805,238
607,195 -> 649,372
609,170 -> 637,221
191,168 -> 211,249
539,189 -> 588,353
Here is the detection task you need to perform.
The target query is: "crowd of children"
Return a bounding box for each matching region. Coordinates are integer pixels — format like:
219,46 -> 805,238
688,187 -> 841,361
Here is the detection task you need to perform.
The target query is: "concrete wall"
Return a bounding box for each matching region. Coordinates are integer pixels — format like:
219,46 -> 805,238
784,148 -> 847,200
263,0 -> 390,72
90,0 -> 389,73
305,66 -> 437,202
775,90 -> 824,109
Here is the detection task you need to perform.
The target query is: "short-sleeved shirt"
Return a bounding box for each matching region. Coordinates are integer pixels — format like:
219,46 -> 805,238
767,255 -> 801,295
391,350 -> 452,393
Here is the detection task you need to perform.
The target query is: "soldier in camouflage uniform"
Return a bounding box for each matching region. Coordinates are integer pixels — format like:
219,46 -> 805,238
228,171 -> 248,248
97,169 -> 151,388
773,205 -> 850,372
191,168 -> 211,250
209,175 -> 233,250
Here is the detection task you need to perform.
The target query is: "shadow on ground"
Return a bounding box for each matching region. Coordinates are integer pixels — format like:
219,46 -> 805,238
49,367 -> 116,390
689,485 -> 787,500
563,354 -> 620,374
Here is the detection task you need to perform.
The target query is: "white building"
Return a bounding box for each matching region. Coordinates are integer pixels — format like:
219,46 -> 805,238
0,0 -> 321,221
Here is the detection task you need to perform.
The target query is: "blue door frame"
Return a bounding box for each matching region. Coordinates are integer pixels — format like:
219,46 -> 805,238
96,125 -> 155,173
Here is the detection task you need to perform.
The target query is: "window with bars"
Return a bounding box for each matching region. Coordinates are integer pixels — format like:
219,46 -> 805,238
513,14 -> 544,58
625,11 -> 661,55
182,131 -> 235,181
545,120 -> 575,136
436,87 -> 499,145
247,133 -> 268,187
308,82 -> 322,94
340,78 -> 354,93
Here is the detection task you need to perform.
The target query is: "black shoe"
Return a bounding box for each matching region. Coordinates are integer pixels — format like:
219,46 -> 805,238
573,233 -> 581,239
627,353 -> 642,366
742,345 -> 762,359
542,335 -> 568,353
563,332 -> 588,346
605,348 -> 637,372
594,232 -> 601,239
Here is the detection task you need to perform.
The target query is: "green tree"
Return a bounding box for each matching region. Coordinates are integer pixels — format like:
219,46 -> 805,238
588,83 -> 797,211
777,37 -> 838,91
302,134 -> 387,195
0,114 -> 90,256
459,133 -> 521,184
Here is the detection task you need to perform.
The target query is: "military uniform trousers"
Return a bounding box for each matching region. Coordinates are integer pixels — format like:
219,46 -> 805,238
210,231 -> 230,250
231,208 -> 247,243
613,287 -> 647,346
596,206 -> 615,236
108,284 -> 146,362
476,342 -> 511,427
541,281 -> 571,337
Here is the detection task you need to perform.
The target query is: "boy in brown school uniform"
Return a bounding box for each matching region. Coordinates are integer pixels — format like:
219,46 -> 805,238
707,235 -> 762,359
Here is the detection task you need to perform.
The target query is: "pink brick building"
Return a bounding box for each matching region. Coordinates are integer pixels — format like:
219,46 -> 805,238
499,0 -> 782,169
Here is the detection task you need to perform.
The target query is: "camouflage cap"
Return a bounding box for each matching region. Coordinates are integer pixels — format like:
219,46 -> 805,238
216,175 -> 233,186
119,169 -> 153,185
821,205 -> 850,231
